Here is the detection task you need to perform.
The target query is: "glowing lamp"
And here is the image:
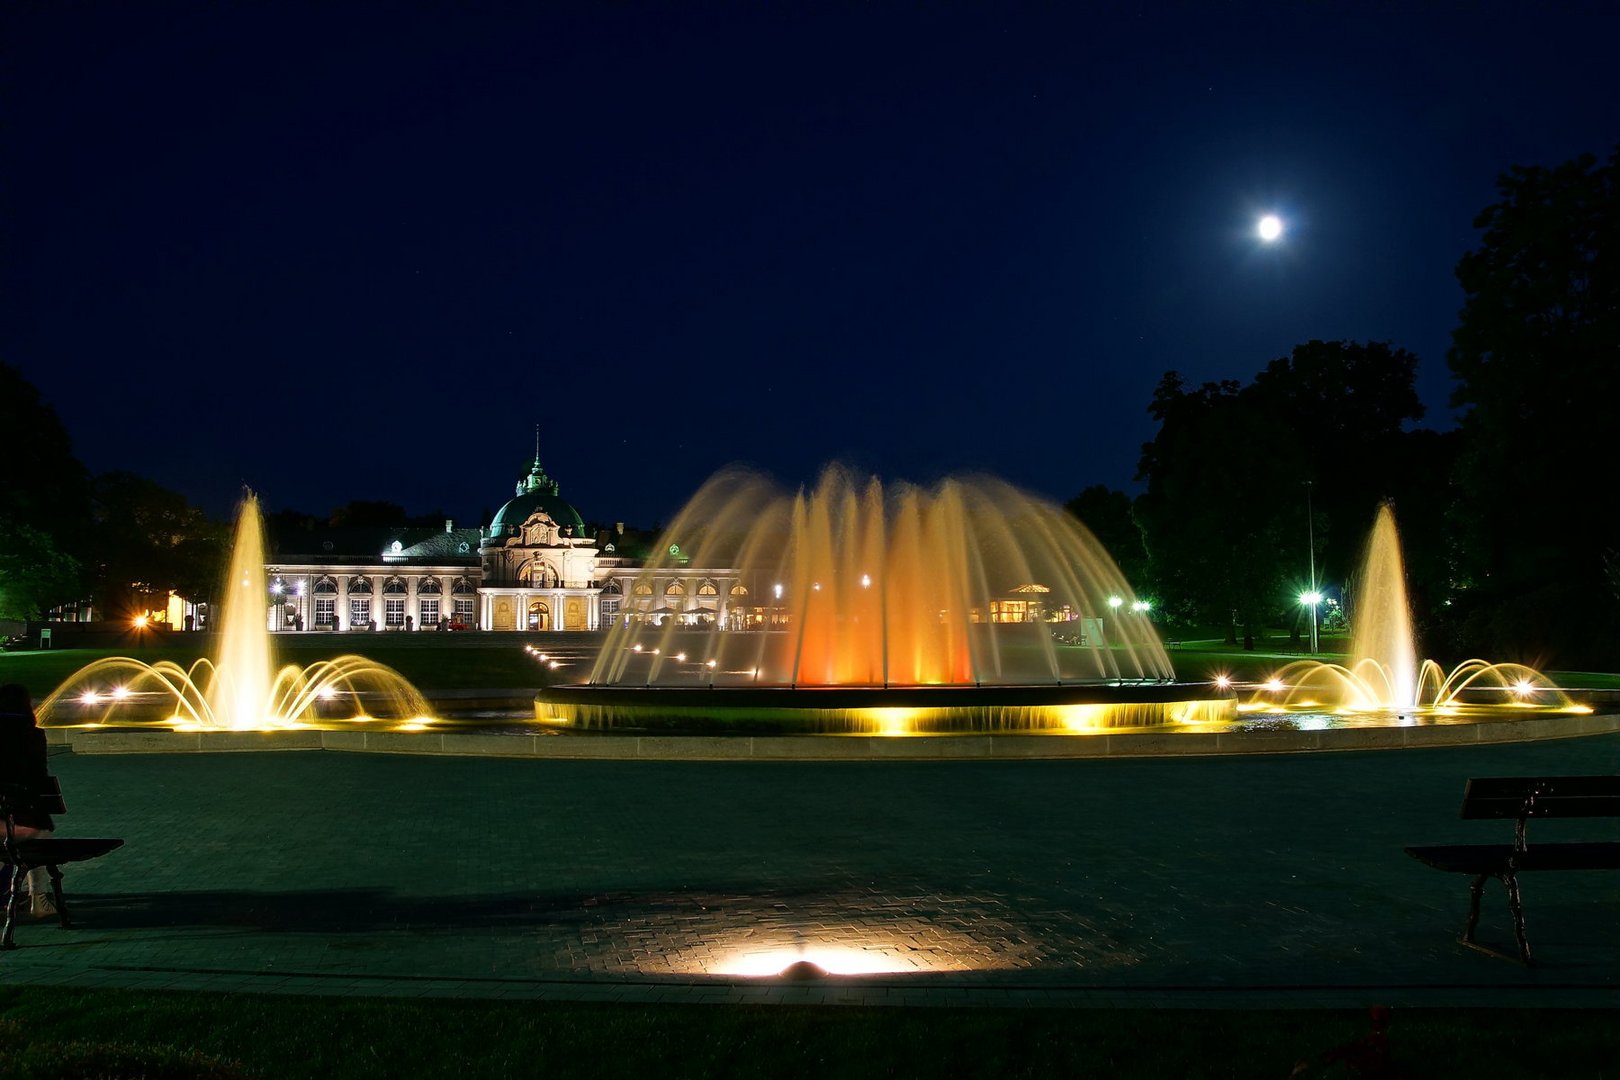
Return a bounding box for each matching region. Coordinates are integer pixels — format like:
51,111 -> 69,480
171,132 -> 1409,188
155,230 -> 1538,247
1300,591 -> 1322,606
1107,596 -> 1123,609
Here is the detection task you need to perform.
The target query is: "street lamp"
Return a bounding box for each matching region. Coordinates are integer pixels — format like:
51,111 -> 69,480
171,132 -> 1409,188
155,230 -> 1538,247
1303,481 -> 1318,654
1299,590 -> 1322,655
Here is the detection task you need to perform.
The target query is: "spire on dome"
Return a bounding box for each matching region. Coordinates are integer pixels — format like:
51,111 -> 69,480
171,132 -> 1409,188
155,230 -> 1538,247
519,431 -> 558,496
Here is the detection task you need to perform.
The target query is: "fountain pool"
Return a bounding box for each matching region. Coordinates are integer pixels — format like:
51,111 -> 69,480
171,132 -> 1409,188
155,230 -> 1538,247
539,466 -> 1233,733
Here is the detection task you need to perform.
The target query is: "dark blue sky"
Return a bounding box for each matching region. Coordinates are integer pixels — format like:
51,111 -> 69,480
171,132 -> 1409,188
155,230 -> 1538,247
4,3 -> 1616,527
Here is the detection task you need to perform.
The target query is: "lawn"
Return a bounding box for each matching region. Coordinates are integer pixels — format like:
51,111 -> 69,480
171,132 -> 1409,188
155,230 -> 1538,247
4,632 -> 1615,701
0,987 -> 1615,1079
0,636 -> 564,697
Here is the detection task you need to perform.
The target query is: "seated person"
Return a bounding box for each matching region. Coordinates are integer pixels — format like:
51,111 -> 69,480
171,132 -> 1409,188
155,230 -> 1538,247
0,683 -> 57,917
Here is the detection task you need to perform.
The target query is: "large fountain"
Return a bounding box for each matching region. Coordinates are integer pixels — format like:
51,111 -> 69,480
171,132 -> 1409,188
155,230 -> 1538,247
1248,504 -> 1582,719
40,494 -> 432,731
538,466 -> 1231,733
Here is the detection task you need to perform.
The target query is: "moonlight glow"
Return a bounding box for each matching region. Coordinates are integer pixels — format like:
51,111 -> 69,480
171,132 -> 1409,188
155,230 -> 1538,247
1257,214 -> 1283,242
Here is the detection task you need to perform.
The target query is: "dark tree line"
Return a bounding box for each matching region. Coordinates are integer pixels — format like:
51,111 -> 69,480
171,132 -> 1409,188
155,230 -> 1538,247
1080,145 -> 1619,666
0,362 -> 462,625
0,363 -> 231,623
1446,147 -> 1619,662
1130,340 -> 1437,646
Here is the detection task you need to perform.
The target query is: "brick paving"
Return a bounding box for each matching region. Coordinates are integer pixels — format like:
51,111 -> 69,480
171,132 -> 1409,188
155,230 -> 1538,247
3,735 -> 1618,1007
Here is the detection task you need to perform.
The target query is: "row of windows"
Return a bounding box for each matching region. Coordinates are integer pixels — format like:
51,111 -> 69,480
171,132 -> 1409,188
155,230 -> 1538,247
299,574 -> 756,602
626,581 -> 748,597
310,597 -> 474,628
309,576 -> 475,596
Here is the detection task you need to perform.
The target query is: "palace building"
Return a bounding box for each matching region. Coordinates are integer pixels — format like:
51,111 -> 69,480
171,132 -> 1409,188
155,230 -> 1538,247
263,453 -> 744,633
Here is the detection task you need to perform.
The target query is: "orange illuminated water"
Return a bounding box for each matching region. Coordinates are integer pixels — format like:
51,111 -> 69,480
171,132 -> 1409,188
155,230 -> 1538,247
590,465 -> 1171,687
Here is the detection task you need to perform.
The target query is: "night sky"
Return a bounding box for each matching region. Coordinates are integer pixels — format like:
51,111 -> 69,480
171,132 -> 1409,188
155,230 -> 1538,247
4,4 -> 1616,529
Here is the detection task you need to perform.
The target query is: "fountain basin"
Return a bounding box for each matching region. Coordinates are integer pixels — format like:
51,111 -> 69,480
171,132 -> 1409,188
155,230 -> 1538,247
535,682 -> 1234,734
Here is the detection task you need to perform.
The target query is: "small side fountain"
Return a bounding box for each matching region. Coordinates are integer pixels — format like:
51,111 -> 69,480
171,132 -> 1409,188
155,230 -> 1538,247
1249,504 -> 1584,719
539,465 -> 1233,733
40,493 -> 433,731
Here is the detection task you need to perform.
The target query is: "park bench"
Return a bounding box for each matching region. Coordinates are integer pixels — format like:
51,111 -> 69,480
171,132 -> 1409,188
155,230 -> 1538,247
1405,775 -> 1620,965
1,777 -> 124,952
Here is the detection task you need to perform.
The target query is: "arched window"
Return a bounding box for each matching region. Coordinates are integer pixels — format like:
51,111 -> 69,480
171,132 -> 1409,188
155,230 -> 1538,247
383,577 -> 408,595
665,581 -> 685,596
730,584 -> 749,597
313,577 -> 338,596
519,561 -> 558,587
601,580 -> 622,595
451,577 -> 475,595
697,579 -> 718,596
633,581 -> 654,596
349,577 -> 374,595
417,577 -> 442,596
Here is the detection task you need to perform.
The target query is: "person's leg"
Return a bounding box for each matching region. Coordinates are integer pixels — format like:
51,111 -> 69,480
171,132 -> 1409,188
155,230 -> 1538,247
10,825 -> 56,916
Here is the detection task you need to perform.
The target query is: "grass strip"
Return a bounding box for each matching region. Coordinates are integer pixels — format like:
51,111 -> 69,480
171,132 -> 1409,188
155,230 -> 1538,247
0,987 -> 1616,1079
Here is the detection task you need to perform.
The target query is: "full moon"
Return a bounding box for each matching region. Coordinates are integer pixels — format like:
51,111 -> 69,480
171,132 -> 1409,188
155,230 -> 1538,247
1257,214 -> 1283,242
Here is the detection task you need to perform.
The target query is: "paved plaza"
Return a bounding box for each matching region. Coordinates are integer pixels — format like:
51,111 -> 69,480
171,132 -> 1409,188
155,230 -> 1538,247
4,734 -> 1618,1008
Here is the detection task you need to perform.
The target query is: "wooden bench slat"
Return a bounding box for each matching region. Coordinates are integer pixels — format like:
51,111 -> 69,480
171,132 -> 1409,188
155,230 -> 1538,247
1406,841 -> 1620,875
1461,776 -> 1620,819
6,838 -> 125,868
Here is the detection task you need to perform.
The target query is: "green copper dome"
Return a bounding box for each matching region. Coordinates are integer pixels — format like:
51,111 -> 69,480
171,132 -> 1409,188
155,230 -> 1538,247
488,456 -> 586,539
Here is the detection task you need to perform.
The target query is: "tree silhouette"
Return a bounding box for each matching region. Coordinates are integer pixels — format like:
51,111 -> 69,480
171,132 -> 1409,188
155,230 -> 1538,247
1447,146 -> 1620,662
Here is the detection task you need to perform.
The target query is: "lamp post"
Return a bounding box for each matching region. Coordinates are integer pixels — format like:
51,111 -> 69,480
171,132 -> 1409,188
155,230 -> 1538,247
1303,481 -> 1319,654
1300,590 -> 1322,655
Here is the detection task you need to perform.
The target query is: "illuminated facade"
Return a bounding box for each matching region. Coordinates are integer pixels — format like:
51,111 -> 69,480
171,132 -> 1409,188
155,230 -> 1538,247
263,453 -> 747,633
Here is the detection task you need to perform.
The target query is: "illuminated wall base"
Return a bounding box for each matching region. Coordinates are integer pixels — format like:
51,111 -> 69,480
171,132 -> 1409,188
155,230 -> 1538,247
536,684 -> 1235,734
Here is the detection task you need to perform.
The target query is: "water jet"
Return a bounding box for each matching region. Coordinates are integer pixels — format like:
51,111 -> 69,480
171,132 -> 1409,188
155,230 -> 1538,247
40,494 -> 432,731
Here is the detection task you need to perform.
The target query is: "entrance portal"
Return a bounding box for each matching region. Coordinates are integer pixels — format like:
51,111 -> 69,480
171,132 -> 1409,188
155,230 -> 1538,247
528,601 -> 551,631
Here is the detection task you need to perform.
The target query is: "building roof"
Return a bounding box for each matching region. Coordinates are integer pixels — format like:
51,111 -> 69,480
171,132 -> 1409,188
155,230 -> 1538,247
268,525 -> 482,564
487,456 -> 586,539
